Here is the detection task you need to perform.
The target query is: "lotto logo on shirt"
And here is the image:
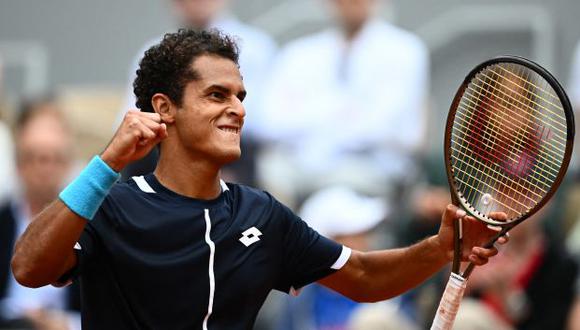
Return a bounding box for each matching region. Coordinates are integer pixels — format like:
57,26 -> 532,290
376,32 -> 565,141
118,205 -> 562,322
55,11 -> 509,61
239,227 -> 262,247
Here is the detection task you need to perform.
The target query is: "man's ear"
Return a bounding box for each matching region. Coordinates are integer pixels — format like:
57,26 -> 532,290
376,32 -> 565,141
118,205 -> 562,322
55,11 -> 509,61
151,93 -> 176,124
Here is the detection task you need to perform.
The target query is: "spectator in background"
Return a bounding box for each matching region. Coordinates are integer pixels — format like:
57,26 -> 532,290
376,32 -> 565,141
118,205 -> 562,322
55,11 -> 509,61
0,97 -> 80,330
0,56 -> 17,203
568,42 -> 580,173
467,207 -> 577,330
118,0 -> 276,185
276,186 -> 415,330
563,42 -> 580,329
258,0 -> 429,207
449,298 -> 513,330
0,118 -> 15,204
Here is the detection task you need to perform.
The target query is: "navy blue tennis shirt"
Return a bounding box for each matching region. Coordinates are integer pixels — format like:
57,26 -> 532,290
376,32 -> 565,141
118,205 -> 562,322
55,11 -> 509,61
69,174 -> 350,329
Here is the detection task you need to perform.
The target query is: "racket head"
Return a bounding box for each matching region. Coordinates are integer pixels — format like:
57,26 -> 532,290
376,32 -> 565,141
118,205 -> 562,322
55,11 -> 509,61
445,55 -> 575,226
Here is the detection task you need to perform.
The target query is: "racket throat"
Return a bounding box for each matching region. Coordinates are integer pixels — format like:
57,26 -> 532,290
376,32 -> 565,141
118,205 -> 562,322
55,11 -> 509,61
452,217 -> 463,274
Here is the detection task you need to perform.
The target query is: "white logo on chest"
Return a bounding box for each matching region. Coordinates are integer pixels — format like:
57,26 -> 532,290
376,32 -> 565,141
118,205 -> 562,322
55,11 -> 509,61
239,227 -> 262,247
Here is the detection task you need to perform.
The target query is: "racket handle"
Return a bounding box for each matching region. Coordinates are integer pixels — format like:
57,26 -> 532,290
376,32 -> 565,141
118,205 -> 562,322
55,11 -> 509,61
430,273 -> 467,330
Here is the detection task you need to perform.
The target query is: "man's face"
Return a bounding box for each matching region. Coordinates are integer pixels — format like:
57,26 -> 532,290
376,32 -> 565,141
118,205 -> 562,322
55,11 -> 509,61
173,55 -> 246,165
16,109 -> 72,203
171,0 -> 228,29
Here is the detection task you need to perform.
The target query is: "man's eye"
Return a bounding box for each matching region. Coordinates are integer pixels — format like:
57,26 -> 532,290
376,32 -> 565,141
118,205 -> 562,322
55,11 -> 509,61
210,92 -> 225,100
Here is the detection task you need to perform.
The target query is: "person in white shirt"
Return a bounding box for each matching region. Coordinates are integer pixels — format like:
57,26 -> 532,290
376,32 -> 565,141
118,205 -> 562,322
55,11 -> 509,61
0,57 -> 17,204
257,0 -> 429,207
0,121 -> 15,204
118,0 -> 276,184
567,42 -> 580,172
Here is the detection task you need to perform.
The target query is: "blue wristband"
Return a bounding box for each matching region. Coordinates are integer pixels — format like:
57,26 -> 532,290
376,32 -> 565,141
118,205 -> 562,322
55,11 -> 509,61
59,155 -> 120,220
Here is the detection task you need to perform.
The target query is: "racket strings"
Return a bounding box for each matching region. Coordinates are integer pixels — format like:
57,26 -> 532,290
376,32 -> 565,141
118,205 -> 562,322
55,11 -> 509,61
467,69 -> 566,163
468,65 -> 566,169
474,71 -> 567,143
452,124 -> 553,216
451,170 -> 521,215
451,148 -> 539,210
460,91 -> 561,177
453,111 -> 558,214
488,64 -> 567,130
451,122 -> 551,193
450,134 -> 547,197
468,77 -> 566,153
456,97 -> 562,175
495,64 -> 565,117
451,63 -> 568,220
452,124 -> 554,205
456,94 -> 560,185
472,66 -> 555,204
451,142 -> 539,216
480,65 -> 567,167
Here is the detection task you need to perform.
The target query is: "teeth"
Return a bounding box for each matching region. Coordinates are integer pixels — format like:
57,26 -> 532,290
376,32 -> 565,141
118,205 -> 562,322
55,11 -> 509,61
220,127 -> 239,134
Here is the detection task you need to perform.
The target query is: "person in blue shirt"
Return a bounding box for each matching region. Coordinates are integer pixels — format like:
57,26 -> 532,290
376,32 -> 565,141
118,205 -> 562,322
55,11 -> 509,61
11,29 -> 506,330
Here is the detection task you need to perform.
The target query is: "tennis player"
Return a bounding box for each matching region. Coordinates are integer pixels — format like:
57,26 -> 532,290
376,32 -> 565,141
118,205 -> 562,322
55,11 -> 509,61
11,29 -> 506,329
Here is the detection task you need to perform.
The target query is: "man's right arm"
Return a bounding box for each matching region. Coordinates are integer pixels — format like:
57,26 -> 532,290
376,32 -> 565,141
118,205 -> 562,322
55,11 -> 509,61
11,111 -> 167,288
11,201 -> 88,288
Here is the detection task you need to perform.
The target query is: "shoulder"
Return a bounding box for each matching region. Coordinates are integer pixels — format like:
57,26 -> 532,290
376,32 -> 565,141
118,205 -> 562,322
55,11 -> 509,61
270,29 -> 336,74
108,178 -> 143,199
225,182 -> 295,218
371,20 -> 426,50
100,176 -> 155,212
226,182 -> 278,206
363,21 -> 429,70
281,29 -> 336,56
217,18 -> 277,52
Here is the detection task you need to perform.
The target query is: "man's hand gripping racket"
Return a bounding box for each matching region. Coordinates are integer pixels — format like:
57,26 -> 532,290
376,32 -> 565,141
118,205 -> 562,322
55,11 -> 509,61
431,56 -> 575,330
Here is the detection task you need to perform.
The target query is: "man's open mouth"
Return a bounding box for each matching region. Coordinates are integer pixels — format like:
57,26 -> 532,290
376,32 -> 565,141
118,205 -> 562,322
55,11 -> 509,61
218,125 -> 240,134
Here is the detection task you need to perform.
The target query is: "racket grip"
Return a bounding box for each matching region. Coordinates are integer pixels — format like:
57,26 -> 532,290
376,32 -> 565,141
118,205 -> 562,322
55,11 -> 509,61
430,273 -> 467,330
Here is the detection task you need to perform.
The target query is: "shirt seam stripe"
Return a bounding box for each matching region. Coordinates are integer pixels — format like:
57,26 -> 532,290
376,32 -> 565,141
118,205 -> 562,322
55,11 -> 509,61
202,209 -> 216,330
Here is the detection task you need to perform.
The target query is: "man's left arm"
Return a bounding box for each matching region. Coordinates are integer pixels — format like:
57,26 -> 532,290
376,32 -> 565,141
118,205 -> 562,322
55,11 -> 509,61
318,204 -> 506,302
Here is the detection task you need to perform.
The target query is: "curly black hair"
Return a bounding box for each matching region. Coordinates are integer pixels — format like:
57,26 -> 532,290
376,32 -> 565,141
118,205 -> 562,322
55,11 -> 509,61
133,29 -> 240,113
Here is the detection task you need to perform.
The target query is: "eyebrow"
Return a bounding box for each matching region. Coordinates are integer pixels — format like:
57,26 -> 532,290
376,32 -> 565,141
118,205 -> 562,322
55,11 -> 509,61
206,84 -> 247,101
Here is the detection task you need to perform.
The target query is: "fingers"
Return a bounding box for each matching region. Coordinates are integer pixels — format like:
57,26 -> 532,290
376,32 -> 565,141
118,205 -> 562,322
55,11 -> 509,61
129,119 -> 156,141
488,212 -> 508,222
140,117 -> 167,136
497,233 -> 509,245
488,212 -> 506,220
127,109 -> 162,122
101,111 -> 166,172
442,204 -> 466,226
124,112 -> 167,144
484,223 -> 509,246
468,246 -> 498,266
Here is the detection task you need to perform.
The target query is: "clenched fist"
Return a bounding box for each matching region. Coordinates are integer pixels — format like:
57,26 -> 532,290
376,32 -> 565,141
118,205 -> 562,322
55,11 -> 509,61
101,110 -> 168,172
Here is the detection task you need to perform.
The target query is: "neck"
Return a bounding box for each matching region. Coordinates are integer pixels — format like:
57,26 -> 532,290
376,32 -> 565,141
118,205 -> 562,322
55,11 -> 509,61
154,148 -> 222,200
341,19 -> 367,42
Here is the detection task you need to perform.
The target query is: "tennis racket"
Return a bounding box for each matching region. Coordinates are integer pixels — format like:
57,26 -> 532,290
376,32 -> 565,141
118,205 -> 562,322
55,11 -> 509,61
430,55 -> 575,330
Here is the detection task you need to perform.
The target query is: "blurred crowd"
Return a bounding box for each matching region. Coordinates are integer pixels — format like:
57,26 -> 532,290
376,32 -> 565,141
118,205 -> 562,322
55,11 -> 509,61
1,0 -> 580,329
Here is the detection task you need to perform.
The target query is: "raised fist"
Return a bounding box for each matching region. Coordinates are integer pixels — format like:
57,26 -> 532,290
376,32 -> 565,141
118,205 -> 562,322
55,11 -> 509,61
100,110 -> 168,172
